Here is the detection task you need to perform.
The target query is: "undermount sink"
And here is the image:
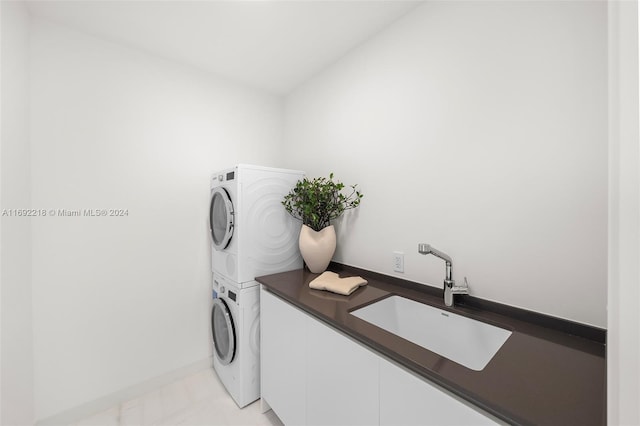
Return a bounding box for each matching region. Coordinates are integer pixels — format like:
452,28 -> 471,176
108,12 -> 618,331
351,295 -> 512,371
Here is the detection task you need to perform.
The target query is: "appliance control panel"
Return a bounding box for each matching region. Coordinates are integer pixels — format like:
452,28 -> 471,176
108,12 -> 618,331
213,169 -> 236,183
212,274 -> 239,306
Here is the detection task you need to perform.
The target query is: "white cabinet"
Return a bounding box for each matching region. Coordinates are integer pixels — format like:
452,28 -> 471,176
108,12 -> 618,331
261,286 -> 497,426
379,358 -> 499,426
306,317 -> 379,425
260,288 -> 306,426
261,286 -> 378,426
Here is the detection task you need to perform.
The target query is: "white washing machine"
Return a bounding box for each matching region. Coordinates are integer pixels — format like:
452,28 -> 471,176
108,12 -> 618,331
209,164 -> 304,407
209,164 -> 305,287
211,273 -> 260,408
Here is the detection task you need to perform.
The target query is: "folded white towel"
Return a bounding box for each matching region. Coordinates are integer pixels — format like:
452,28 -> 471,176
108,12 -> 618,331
309,271 -> 368,296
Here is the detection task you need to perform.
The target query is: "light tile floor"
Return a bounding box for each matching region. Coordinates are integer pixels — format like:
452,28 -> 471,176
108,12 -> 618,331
71,368 -> 283,426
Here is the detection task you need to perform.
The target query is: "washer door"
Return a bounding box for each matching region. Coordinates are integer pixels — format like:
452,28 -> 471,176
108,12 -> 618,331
211,298 -> 236,365
209,187 -> 234,250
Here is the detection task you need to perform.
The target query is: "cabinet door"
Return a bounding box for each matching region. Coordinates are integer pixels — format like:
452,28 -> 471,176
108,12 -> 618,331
380,358 -> 498,426
306,317 -> 379,426
261,287 -> 307,425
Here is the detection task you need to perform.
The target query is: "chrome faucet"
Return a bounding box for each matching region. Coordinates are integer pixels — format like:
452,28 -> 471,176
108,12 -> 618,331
418,243 -> 469,306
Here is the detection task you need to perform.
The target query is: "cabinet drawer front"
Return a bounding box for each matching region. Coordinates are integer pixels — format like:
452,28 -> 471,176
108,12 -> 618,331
306,318 -> 379,426
380,359 -> 498,426
261,288 -> 307,426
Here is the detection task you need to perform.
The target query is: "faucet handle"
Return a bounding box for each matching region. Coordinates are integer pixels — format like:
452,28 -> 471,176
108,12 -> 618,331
451,277 -> 470,295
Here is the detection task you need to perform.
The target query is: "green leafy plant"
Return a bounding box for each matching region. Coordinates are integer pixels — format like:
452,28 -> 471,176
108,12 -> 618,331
282,173 -> 363,232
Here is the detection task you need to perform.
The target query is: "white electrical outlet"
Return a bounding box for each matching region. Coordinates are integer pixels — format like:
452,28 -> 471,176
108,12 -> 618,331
393,251 -> 404,273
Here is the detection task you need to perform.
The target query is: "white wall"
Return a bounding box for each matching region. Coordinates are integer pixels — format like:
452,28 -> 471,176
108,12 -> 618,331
1,1 -> 35,424
29,18 -> 283,420
283,1 -> 608,327
607,1 -> 640,424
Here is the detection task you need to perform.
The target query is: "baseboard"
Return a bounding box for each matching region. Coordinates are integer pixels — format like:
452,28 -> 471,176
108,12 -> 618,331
36,357 -> 213,426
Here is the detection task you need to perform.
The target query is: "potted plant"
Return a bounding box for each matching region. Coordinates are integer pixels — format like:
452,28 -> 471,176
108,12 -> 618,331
282,173 -> 363,273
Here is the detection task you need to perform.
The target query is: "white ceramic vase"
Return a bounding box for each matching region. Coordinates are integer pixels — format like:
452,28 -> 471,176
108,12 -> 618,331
299,224 -> 336,273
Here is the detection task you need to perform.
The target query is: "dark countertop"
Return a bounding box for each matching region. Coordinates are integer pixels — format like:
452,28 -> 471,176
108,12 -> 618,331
256,266 -> 606,426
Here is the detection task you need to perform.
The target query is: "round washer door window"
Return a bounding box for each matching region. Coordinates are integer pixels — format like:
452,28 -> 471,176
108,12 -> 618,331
211,298 -> 236,365
209,187 -> 234,250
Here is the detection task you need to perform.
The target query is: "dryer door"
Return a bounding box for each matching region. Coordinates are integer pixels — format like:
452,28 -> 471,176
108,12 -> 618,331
211,298 -> 236,365
209,187 -> 234,250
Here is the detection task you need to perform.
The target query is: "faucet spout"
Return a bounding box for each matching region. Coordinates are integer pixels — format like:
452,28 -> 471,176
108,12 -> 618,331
418,244 -> 452,281
418,244 -> 452,266
418,243 -> 467,306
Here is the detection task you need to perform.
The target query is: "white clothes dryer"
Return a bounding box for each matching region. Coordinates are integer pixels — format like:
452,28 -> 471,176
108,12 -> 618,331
211,273 -> 260,408
209,164 -> 304,287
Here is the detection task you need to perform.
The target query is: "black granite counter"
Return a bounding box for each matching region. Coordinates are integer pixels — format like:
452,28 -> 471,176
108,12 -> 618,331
256,265 -> 606,426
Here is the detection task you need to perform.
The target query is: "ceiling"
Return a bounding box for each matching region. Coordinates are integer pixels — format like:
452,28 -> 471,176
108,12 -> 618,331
26,0 -> 424,95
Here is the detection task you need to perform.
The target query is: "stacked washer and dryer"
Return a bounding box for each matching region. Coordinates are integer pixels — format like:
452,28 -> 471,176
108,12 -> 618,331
209,164 -> 304,408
